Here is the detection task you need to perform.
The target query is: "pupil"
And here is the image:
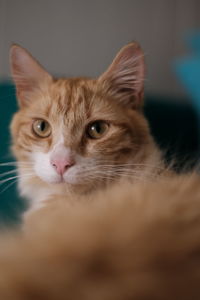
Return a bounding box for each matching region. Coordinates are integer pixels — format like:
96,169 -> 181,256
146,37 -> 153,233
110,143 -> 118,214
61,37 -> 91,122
40,121 -> 46,131
95,123 -> 101,133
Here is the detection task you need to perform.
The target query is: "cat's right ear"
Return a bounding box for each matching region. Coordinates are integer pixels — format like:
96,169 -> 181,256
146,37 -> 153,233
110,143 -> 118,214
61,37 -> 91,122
10,44 -> 52,107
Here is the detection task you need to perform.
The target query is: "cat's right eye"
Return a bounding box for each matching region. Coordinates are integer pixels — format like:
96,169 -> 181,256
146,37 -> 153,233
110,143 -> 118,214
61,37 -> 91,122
32,119 -> 51,138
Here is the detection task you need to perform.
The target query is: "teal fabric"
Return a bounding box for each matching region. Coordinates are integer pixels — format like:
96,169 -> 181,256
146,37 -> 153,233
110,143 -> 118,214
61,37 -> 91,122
0,83 -> 24,225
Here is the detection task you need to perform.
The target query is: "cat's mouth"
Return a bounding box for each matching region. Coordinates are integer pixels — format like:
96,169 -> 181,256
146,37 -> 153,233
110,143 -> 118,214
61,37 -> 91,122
55,175 -> 66,184
35,169 -> 80,186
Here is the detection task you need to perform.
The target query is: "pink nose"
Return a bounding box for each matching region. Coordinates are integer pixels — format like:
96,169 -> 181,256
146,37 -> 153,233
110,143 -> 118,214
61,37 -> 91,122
51,158 -> 74,176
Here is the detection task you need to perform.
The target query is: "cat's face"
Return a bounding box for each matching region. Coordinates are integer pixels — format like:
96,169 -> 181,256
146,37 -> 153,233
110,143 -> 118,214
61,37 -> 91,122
10,42 -> 157,204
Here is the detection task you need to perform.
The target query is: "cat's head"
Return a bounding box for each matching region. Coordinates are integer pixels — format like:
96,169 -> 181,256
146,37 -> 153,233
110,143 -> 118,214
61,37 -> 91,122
10,42 -> 158,204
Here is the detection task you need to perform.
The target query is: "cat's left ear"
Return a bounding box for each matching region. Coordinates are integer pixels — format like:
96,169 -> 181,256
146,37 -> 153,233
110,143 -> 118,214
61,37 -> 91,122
99,42 -> 145,109
10,44 -> 52,107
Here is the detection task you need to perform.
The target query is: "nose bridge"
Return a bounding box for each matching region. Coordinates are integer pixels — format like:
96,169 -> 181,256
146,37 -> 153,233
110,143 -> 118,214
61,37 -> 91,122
52,116 -> 74,155
51,143 -> 71,160
63,104 -> 86,149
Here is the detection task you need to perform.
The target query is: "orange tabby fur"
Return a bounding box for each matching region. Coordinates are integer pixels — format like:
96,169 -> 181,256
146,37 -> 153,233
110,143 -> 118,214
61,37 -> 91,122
0,174 -> 199,299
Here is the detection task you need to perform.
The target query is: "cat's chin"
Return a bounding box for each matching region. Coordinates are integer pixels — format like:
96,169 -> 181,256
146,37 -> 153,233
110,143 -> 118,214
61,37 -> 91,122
34,166 -> 81,186
47,177 -> 65,184
39,175 -> 80,186
35,174 -> 89,190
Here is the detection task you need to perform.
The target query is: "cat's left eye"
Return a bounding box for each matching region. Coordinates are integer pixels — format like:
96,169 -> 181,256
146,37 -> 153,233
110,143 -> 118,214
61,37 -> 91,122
87,121 -> 109,139
32,119 -> 51,138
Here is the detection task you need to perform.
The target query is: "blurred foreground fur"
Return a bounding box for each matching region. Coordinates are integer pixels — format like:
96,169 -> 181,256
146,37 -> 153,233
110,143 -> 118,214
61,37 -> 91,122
0,174 -> 200,299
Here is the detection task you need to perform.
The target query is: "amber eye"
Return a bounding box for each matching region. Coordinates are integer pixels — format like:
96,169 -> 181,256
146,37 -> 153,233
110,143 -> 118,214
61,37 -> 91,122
87,121 -> 109,139
32,119 -> 51,138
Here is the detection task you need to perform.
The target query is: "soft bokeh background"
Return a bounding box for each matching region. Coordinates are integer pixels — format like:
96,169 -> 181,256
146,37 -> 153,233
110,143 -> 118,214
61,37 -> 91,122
0,0 -> 199,224
0,0 -> 200,96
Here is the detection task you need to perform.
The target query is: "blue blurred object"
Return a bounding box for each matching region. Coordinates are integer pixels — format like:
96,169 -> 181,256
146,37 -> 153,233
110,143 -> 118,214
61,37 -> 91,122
174,31 -> 200,118
186,31 -> 200,54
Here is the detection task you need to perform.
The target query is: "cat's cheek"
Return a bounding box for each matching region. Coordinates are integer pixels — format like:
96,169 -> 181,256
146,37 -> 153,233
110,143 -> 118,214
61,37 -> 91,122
63,166 -> 88,185
63,168 -> 79,184
33,152 -> 62,184
36,170 -> 61,184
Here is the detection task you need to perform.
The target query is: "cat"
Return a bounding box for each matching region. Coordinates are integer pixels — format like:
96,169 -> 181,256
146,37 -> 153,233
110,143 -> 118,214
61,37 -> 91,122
0,42 -> 199,299
0,173 -> 199,299
9,42 -> 164,214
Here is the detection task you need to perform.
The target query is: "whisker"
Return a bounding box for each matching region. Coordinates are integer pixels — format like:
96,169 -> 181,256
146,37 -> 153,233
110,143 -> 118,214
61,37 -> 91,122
92,162 -> 164,169
0,161 -> 34,167
0,179 -> 18,194
0,173 -> 34,185
0,169 -> 18,178
76,166 -> 158,175
76,166 -> 160,183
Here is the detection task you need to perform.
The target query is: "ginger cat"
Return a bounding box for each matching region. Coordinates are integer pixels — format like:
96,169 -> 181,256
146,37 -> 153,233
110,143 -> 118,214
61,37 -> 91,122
10,42 -> 163,214
0,42 -> 198,299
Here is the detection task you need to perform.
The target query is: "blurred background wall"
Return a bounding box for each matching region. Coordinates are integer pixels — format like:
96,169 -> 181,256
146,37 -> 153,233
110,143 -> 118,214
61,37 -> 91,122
0,0 -> 199,98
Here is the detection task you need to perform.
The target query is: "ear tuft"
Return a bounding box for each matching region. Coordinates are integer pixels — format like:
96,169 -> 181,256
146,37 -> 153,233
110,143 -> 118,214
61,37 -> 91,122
99,42 -> 145,109
10,44 -> 52,107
